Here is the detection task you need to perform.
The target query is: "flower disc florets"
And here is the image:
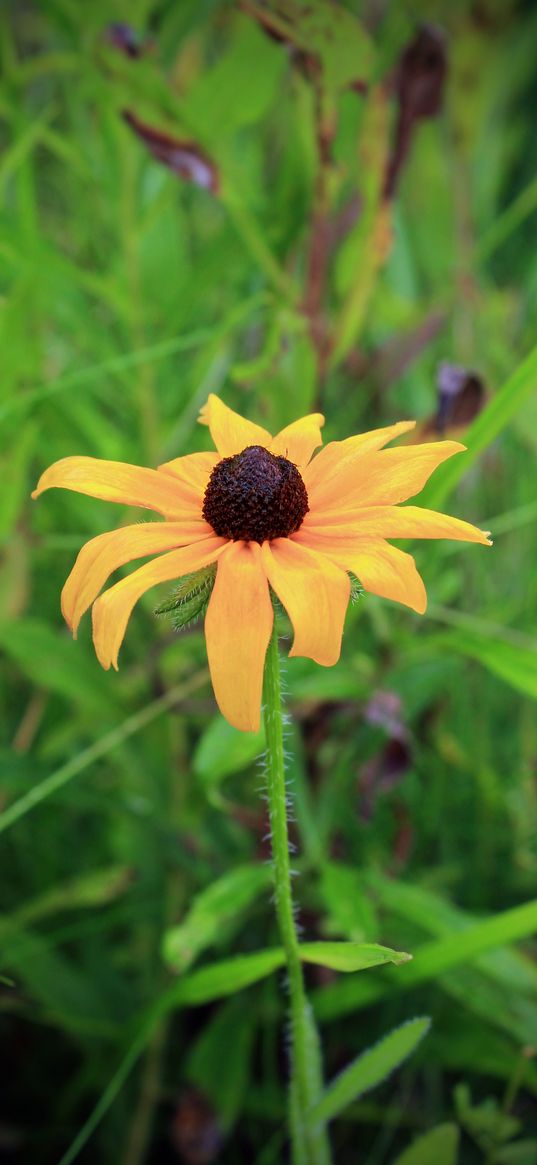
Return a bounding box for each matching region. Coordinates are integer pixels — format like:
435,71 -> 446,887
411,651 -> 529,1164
203,445 -> 309,543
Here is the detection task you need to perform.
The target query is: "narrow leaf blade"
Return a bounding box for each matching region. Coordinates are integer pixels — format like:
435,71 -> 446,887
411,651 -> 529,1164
309,1017 -> 431,1124
157,949 -> 285,1012
299,941 -> 411,973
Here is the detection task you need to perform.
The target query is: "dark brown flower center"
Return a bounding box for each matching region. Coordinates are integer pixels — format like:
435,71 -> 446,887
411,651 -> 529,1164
202,445 -> 309,543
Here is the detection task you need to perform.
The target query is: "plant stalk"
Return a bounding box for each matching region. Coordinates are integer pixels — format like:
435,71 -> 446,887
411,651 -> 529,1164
263,625 -> 332,1165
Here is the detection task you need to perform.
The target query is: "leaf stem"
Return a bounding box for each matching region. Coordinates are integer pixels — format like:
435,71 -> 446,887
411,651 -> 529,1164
263,625 -> 332,1165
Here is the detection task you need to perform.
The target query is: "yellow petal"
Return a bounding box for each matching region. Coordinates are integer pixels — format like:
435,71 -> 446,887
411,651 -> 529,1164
62,520 -> 213,636
296,532 -> 427,614
198,394 -> 272,456
303,420 -> 416,496
309,441 -> 465,511
32,456 -> 198,518
261,539 -> 350,666
157,451 -> 219,496
300,504 -> 492,544
270,413 -> 325,467
92,537 -> 227,670
205,541 -> 273,732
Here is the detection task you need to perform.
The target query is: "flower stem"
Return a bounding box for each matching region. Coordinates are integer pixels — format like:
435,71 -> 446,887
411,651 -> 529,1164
263,625 -> 332,1165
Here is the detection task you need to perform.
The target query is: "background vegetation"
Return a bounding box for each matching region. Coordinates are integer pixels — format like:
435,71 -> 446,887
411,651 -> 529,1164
1,1 -> 537,1162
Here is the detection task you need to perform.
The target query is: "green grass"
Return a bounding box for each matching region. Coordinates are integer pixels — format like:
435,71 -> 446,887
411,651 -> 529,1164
1,2 -> 537,1163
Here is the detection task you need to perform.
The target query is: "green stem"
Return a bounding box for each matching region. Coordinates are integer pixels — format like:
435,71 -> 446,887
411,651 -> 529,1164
263,626 -> 332,1165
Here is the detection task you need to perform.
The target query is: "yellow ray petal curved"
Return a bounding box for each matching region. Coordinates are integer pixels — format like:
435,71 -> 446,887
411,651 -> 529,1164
32,456 -> 198,518
309,440 -> 465,510
198,394 -> 272,457
92,537 -> 227,670
300,504 -> 492,544
262,539 -> 350,666
205,541 -> 273,732
63,520 -> 213,636
303,420 -> 416,494
269,413 -> 325,468
296,532 -> 427,614
158,451 -> 219,496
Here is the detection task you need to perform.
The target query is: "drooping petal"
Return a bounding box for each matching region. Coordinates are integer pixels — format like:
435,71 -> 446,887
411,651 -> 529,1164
62,520 -> 213,636
204,541 -> 273,732
308,440 -> 465,512
92,537 -> 227,670
303,420 -> 416,498
261,539 -> 350,666
157,451 -> 219,496
296,531 -> 427,614
269,413 -> 325,468
32,456 -> 199,518
299,505 -> 492,544
198,393 -> 272,457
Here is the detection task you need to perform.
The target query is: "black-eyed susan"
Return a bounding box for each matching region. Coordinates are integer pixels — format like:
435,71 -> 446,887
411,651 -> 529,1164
32,395 -> 491,731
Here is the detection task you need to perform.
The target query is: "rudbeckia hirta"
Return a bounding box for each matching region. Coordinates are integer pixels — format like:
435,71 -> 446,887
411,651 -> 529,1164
32,396 -> 491,731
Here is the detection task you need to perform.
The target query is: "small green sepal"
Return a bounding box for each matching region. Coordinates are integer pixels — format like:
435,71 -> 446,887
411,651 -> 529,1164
350,573 -> 364,603
155,563 -> 216,630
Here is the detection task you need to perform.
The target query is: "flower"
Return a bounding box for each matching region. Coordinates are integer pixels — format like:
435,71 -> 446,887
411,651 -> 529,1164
32,395 -> 491,731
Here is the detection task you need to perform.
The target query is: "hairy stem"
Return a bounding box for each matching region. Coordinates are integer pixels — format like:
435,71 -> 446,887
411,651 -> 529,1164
263,626 -> 332,1165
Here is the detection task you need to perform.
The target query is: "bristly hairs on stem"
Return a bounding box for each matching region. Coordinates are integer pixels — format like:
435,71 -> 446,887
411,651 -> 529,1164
262,611 -> 332,1165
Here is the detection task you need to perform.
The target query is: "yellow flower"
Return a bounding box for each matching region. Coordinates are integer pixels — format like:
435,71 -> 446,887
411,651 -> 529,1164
32,396 -> 491,731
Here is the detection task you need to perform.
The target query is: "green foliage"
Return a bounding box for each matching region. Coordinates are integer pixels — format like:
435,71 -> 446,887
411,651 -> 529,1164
155,562 -> 216,629
434,630 -> 537,701
250,1 -> 374,94
2,0 -> 537,1160
454,1083 -> 537,1163
162,863 -> 272,971
391,1124 -> 460,1165
298,941 -> 411,972
309,1017 -> 431,1124
156,949 -> 286,1009
186,995 -> 258,1130
193,715 -> 266,782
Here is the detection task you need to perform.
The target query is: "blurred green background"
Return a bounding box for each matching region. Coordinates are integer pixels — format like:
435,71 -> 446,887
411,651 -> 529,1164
2,1 -> 537,1162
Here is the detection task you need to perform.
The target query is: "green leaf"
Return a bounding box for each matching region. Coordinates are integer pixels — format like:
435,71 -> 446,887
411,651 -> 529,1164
495,1141 -> 537,1165
0,866 -> 131,937
194,716 -> 265,782
455,1082 -> 520,1150
309,1017 -> 431,1124
306,3 -> 373,92
299,942 -> 411,973
320,862 -> 378,942
187,996 -> 257,1130
0,618 -> 120,716
391,1124 -> 460,1165
162,864 -> 273,972
184,15 -> 285,141
156,949 -> 285,1011
256,1 -> 374,93
368,873 -> 537,996
435,630 -> 537,701
4,929 -> 115,1035
313,898 -> 537,1022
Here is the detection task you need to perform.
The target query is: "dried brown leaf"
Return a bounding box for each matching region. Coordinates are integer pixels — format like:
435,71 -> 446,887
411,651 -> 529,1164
123,110 -> 219,194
